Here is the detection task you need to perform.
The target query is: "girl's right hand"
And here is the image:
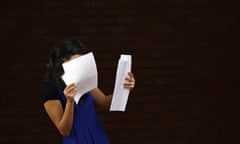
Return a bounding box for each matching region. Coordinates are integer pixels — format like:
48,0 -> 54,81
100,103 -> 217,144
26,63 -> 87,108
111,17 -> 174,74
63,83 -> 77,102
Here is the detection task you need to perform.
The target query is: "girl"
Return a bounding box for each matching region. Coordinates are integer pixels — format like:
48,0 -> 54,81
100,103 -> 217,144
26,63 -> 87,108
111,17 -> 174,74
41,37 -> 135,144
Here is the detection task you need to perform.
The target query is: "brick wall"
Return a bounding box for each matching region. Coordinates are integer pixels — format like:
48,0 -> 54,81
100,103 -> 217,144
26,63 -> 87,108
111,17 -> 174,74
0,0 -> 239,144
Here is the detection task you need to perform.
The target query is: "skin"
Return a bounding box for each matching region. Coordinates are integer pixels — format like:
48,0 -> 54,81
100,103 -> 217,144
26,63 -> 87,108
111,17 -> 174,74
44,54 -> 135,136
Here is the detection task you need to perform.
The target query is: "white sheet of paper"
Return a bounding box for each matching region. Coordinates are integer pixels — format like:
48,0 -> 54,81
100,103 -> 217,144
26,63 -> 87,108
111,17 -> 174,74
110,54 -> 132,111
62,52 -> 98,104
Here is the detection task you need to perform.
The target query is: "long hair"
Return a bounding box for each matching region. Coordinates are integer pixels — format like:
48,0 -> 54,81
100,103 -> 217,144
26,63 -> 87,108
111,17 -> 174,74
45,37 -> 90,90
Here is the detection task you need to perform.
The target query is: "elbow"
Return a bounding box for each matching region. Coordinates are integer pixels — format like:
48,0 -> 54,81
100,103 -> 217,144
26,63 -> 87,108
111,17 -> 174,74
57,126 -> 71,136
61,132 -> 71,137
55,121 -> 73,136
59,129 -> 71,136
55,122 -> 72,136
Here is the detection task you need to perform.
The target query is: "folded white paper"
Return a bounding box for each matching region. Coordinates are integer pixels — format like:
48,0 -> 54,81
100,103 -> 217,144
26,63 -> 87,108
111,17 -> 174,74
62,52 -> 98,104
110,54 -> 132,111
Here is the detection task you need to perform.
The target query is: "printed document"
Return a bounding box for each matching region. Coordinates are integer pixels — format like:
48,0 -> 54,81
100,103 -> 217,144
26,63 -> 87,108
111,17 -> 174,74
110,54 -> 132,111
62,52 -> 98,104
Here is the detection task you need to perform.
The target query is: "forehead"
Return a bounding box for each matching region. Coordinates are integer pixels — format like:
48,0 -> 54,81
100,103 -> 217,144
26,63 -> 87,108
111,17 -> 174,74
63,54 -> 82,63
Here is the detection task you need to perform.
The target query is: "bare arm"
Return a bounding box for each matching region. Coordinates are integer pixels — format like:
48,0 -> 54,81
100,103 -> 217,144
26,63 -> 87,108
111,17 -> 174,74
44,100 -> 74,136
91,72 -> 135,110
43,83 -> 77,136
91,88 -> 112,110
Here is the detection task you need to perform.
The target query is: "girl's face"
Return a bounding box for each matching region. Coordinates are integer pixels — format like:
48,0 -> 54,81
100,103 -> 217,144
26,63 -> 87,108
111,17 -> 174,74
63,54 -> 82,63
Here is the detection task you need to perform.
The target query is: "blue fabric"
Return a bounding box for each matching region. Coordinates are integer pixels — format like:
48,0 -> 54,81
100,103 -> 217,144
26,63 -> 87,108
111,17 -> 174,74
43,80 -> 110,144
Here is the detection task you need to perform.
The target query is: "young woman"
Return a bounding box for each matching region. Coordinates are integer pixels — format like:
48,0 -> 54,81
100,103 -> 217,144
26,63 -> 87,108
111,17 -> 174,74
41,37 -> 135,144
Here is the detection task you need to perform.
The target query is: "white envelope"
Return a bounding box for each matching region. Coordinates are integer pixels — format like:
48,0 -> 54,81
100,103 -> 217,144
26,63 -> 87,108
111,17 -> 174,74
110,54 -> 132,111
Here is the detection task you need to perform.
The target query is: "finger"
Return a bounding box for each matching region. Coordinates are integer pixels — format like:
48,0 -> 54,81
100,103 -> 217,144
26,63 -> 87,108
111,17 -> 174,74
68,83 -> 77,89
64,83 -> 77,94
124,85 -> 134,91
69,88 -> 77,96
69,90 -> 77,97
124,82 -> 135,87
65,88 -> 77,98
125,77 -> 135,82
128,72 -> 135,79
124,82 -> 135,89
125,76 -> 135,83
67,83 -> 77,91
128,72 -> 134,77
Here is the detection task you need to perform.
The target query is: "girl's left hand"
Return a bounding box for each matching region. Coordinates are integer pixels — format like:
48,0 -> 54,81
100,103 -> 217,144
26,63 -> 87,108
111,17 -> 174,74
124,72 -> 135,91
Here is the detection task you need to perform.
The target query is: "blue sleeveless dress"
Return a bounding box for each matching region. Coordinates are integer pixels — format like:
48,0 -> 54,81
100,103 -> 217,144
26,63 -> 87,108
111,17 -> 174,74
42,80 -> 110,144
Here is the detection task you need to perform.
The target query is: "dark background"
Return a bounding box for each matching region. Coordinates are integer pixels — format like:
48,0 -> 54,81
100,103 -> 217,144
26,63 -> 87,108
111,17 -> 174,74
0,0 -> 240,144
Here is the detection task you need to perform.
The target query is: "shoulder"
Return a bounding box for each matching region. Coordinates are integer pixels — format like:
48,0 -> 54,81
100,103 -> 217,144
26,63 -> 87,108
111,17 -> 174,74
41,80 -> 62,104
41,80 -> 59,95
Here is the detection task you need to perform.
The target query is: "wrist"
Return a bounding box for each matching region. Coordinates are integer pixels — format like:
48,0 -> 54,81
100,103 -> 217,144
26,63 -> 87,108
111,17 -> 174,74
66,98 -> 75,104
